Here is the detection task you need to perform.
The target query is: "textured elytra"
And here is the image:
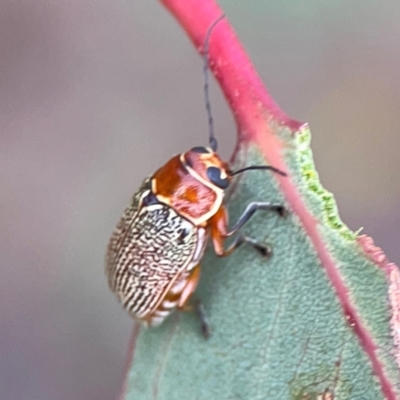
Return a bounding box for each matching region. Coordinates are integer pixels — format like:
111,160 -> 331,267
106,178 -> 202,322
105,178 -> 150,278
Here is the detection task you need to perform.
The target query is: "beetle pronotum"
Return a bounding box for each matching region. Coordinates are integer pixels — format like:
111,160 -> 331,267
105,16 -> 286,337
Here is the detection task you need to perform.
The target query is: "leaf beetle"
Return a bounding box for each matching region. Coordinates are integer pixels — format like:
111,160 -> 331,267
105,16 -> 286,337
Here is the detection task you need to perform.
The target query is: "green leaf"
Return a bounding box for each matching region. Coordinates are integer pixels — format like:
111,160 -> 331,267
120,127 -> 400,399
113,1 -> 400,399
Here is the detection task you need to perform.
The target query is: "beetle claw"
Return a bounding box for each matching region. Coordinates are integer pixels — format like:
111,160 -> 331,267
254,243 -> 272,258
275,205 -> 287,218
201,322 -> 211,339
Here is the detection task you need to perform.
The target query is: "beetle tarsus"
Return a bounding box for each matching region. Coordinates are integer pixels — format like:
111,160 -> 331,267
238,235 -> 272,258
250,240 -> 272,258
228,202 -> 286,237
193,299 -> 211,339
217,234 -> 271,259
274,204 -> 287,218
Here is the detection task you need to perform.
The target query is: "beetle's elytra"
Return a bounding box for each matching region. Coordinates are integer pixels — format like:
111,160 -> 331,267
105,17 -> 286,337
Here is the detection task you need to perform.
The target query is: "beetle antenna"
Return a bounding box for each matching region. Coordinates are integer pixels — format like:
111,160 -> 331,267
203,14 -> 225,152
228,165 -> 287,177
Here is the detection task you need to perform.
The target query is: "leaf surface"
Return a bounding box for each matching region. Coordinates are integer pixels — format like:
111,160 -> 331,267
116,1 -> 400,399
122,135 -> 399,400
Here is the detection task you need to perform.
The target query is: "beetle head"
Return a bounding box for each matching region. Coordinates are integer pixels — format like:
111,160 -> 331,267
183,145 -> 287,191
183,146 -> 231,190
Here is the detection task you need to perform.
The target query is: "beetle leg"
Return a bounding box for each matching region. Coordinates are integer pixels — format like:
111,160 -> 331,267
178,298 -> 210,338
226,201 -> 286,237
220,234 -> 272,258
209,204 -> 280,258
177,264 -> 201,309
175,265 -> 211,338
194,299 -> 211,338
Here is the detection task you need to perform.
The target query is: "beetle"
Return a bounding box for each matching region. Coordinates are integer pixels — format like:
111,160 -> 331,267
105,16 -> 286,337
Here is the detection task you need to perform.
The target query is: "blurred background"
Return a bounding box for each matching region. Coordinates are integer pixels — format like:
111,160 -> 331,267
1,0 -> 399,399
